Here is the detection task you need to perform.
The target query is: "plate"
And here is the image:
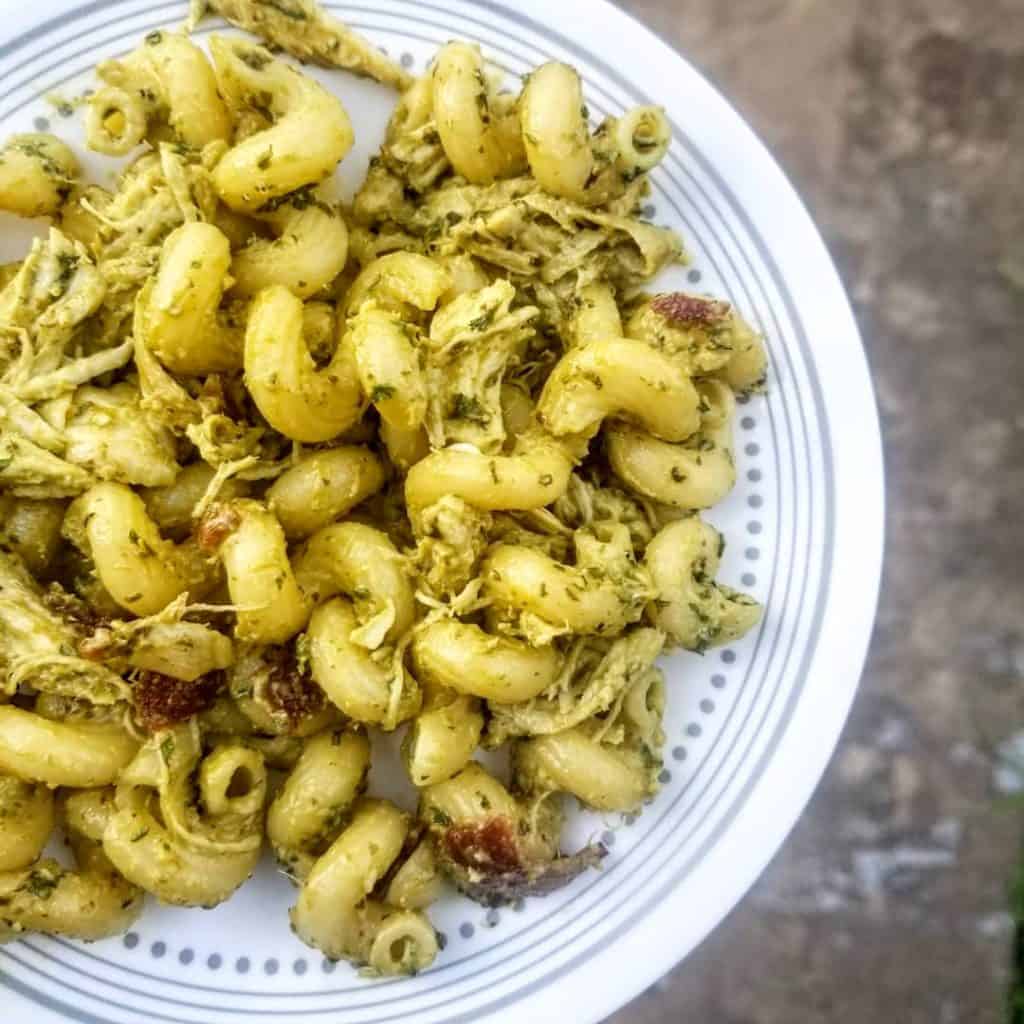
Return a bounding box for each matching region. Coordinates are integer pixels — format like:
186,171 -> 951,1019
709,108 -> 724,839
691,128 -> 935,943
0,1 -> 884,1022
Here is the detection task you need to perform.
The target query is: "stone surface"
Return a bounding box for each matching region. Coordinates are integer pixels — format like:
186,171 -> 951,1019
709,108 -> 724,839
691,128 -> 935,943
609,1 -> 1024,1022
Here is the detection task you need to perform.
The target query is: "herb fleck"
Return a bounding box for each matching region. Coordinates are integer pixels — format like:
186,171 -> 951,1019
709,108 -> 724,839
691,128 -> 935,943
159,735 -> 175,764
450,393 -> 489,423
468,305 -> 497,332
22,869 -> 60,900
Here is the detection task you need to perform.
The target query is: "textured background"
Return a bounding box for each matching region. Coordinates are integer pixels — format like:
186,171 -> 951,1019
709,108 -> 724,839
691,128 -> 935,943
609,1 -> 1024,1022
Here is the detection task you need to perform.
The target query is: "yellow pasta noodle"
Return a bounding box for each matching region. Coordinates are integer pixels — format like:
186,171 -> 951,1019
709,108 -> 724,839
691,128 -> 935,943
432,42 -> 524,185
65,482 -> 213,616
294,521 -> 414,642
230,189 -> 349,300
245,284 -> 363,443
514,727 -> 651,812
291,798 -> 437,973
644,517 -> 761,651
0,776 -> 54,872
0,819 -> 142,941
406,433 -> 575,513
85,87 -> 149,156
0,707 -> 138,787
103,792 -> 253,908
90,32 -> 230,153
306,599 -> 420,727
538,337 -> 700,442
103,725 -> 265,907
412,620 -> 560,702
380,421 -> 430,472
606,380 -> 737,509
384,839 -> 442,910
612,106 -> 671,178
403,687 -> 483,787
343,251 -> 452,318
0,496 -> 65,576
0,134 -> 78,218
210,37 -> 354,212
569,282 -> 623,348
267,727 -> 370,877
267,446 -> 385,539
142,462 -> 248,538
483,524 -> 655,639
349,302 -> 428,433
520,62 -> 593,202
199,499 -> 310,645
137,222 -> 243,375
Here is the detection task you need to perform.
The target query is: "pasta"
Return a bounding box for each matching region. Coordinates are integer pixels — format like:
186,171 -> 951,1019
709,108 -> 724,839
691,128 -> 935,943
209,36 -> 354,212
412,620 -> 561,702
291,798 -> 438,973
520,62 -> 594,201
244,284 -> 363,443
0,707 -> 138,788
0,788 -> 143,941
306,597 -> 421,727
514,726 -> 652,812
537,337 -> 700,442
482,524 -> 656,640
432,43 -> 525,185
266,727 -> 370,877
198,498 -> 309,644
645,517 -> 762,651
65,482 -> 214,616
0,134 -> 78,218
103,725 -> 265,906
0,2 -> 765,976
86,32 -> 230,156
403,687 -> 483,787
606,379 -> 738,509
0,496 -> 65,575
137,222 -> 242,375
228,189 -> 349,300
266,446 -> 385,539
0,777 -> 55,872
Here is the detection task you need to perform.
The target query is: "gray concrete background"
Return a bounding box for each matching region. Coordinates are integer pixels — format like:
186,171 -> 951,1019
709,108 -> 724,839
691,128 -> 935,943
610,1 -> 1024,1021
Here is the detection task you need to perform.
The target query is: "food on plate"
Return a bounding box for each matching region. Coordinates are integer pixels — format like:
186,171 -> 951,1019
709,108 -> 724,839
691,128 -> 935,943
0,0 -> 765,976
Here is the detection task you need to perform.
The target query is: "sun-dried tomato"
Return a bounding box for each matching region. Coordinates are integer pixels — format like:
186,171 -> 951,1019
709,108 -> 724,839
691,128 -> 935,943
650,292 -> 731,326
196,503 -> 241,552
133,670 -> 223,732
442,816 -> 523,874
262,646 -> 325,728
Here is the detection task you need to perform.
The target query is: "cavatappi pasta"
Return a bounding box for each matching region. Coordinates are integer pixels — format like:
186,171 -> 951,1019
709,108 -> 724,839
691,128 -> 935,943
0,0 -> 766,976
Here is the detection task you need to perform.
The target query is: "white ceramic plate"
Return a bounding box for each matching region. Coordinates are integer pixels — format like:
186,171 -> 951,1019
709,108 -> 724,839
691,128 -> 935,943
0,1 -> 884,1021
